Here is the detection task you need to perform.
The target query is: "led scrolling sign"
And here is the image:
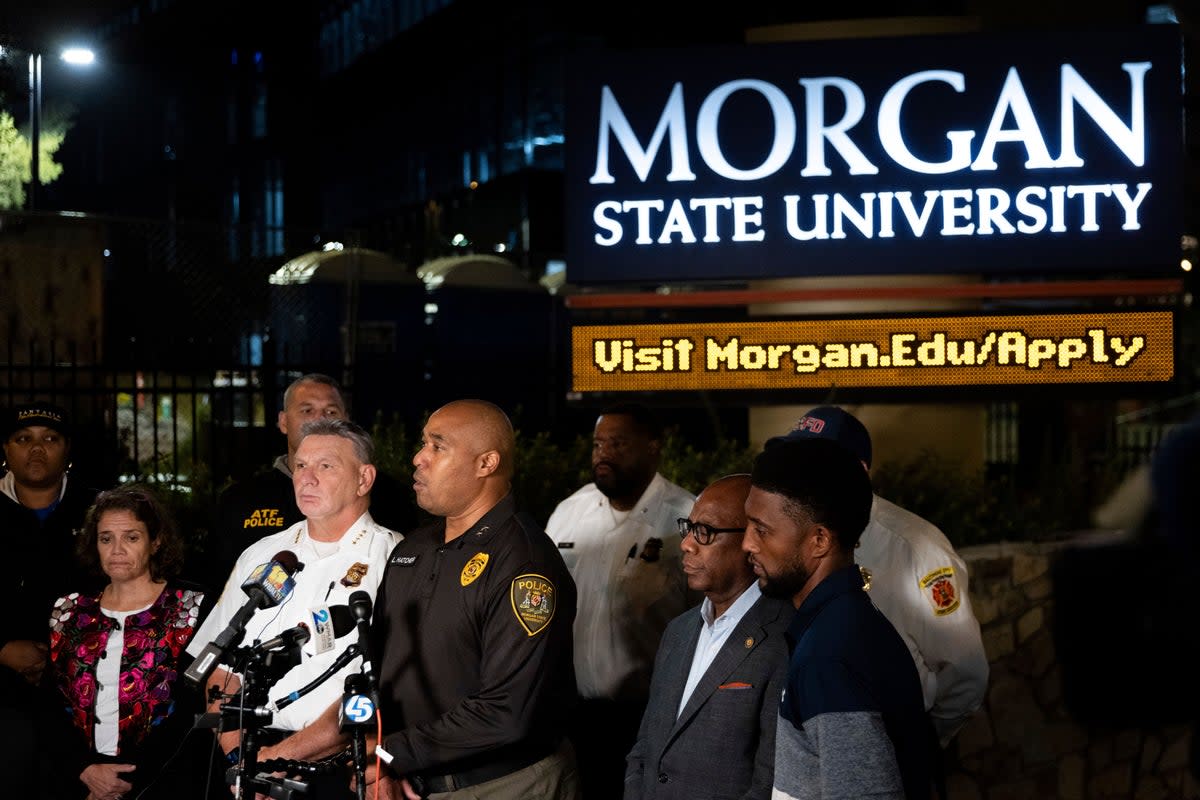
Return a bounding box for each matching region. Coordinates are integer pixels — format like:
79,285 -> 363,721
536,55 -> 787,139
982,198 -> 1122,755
571,312 -> 1174,392
564,28 -> 1183,283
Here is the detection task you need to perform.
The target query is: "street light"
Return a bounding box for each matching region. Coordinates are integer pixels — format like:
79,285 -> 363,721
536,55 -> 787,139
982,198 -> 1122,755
21,45 -> 96,211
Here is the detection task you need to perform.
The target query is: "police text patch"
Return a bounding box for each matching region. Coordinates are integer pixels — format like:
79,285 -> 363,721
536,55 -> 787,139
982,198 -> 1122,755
243,508 -> 285,530
511,574 -> 556,636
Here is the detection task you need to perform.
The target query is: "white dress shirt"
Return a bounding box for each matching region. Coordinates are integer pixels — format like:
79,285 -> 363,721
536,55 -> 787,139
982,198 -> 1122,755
187,512 -> 398,730
677,580 -> 762,717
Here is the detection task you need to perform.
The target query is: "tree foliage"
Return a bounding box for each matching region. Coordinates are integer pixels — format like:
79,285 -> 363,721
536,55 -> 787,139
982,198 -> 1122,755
0,107 -> 70,210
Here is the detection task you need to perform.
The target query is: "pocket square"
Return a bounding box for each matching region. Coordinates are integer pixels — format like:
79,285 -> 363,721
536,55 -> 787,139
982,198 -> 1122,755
718,681 -> 753,690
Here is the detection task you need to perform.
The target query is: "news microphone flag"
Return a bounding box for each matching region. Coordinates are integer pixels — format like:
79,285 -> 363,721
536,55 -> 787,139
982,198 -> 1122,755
241,561 -> 298,607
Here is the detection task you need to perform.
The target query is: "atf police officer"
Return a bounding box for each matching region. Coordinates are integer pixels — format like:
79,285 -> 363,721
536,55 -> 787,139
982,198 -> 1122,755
207,373 -> 416,591
372,399 -> 580,799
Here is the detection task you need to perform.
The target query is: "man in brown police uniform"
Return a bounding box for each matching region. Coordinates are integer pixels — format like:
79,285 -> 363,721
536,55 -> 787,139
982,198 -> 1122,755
259,399 -> 580,800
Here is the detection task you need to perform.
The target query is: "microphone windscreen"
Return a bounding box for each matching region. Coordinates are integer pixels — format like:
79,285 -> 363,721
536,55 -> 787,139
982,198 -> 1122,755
292,625 -> 312,647
349,590 -> 372,622
329,604 -> 357,638
271,550 -> 303,575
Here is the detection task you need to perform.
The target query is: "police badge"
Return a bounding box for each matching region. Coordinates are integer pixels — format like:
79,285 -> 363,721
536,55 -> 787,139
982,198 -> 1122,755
461,552 -> 490,586
340,562 -> 369,587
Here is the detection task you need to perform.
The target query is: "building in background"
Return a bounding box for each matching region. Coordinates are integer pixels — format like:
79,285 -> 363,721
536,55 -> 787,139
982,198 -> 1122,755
0,0 -> 1196,503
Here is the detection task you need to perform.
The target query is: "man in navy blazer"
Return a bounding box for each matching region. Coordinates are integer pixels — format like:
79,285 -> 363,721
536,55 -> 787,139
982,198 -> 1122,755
624,474 -> 790,800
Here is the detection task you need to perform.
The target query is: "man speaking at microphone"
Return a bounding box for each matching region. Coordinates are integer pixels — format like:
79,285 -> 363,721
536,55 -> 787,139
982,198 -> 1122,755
264,400 -> 581,800
187,419 -> 399,770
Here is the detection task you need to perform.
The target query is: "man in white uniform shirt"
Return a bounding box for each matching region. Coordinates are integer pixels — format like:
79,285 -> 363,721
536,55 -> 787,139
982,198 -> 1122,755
546,403 -> 696,800
189,418 -> 398,785
768,405 -> 989,750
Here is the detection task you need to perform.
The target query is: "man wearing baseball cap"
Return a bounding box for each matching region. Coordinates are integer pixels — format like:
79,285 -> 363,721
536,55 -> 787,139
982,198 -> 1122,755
767,406 -> 989,752
1,402 -> 101,797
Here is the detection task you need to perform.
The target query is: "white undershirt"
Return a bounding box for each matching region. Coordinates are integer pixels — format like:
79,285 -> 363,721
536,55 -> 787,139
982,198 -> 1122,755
95,602 -> 152,755
309,538 -> 341,558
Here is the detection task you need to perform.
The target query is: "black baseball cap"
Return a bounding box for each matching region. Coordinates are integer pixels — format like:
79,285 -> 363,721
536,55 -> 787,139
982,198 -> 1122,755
6,403 -> 71,440
765,405 -> 872,468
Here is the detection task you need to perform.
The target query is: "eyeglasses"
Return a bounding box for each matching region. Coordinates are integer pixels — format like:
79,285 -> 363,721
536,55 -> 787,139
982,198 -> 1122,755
676,518 -> 745,545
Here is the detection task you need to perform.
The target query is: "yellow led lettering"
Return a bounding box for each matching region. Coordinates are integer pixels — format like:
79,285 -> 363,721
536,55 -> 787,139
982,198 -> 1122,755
593,338 -> 693,373
571,311 -> 1173,391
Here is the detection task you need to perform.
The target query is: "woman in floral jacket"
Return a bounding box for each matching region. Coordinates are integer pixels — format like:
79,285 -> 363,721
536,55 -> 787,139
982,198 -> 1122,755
48,484 -> 208,800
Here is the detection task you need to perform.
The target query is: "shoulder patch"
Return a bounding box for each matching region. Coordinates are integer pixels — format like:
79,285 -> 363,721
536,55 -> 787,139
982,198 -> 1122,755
919,566 -> 961,616
511,573 -> 556,636
461,552 -> 489,586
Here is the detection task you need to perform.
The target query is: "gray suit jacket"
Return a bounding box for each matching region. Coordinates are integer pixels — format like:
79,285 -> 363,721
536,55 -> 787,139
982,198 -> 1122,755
624,591 -> 792,800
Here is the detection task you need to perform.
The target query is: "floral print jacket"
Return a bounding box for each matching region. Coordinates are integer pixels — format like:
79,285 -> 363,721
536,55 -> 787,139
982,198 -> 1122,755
48,585 -> 205,755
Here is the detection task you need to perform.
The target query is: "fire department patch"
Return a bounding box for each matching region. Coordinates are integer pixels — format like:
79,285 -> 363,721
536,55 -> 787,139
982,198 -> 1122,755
919,566 -> 960,616
340,562 -> 369,587
460,552 -> 489,587
511,573 -> 556,636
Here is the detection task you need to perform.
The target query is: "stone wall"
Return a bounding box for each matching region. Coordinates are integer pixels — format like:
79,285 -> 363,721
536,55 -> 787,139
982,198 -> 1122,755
947,540 -> 1198,800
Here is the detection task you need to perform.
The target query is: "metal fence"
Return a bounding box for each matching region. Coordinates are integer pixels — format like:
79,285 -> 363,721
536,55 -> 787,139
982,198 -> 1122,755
0,210 -> 372,500
0,335 -> 332,501
0,209 -> 569,499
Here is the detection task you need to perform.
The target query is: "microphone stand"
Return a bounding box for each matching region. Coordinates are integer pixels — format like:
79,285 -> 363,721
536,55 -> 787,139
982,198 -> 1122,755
214,641 -> 364,800
231,645 -> 273,800
218,643 -> 300,800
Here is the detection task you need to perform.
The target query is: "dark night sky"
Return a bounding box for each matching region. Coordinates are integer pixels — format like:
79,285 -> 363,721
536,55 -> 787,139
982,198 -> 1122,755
3,1 -> 130,48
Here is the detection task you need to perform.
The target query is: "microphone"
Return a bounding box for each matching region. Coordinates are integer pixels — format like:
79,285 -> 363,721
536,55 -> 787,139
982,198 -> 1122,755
184,550 -> 305,687
240,550 -> 304,607
307,603 -> 356,653
348,590 -> 381,706
339,673 -> 377,731
269,643 -> 361,714
264,605 -> 359,714
252,624 -> 311,653
250,603 -> 355,659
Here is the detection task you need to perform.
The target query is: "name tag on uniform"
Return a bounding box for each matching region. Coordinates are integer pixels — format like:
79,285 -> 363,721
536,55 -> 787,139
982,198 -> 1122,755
390,554 -> 419,566
557,542 -> 574,549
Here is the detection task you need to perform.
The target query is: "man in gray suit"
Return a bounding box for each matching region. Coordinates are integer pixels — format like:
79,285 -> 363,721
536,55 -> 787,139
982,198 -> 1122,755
624,474 -> 790,800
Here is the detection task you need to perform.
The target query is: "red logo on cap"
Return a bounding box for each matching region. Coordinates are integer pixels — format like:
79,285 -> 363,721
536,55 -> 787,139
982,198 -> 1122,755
793,416 -> 825,434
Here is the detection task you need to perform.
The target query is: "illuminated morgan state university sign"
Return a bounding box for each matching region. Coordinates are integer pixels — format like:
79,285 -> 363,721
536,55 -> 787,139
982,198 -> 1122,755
564,28 -> 1183,284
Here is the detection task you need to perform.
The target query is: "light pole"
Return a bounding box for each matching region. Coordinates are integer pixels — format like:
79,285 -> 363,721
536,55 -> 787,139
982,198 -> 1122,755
28,52 -> 41,210
23,46 -> 95,211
